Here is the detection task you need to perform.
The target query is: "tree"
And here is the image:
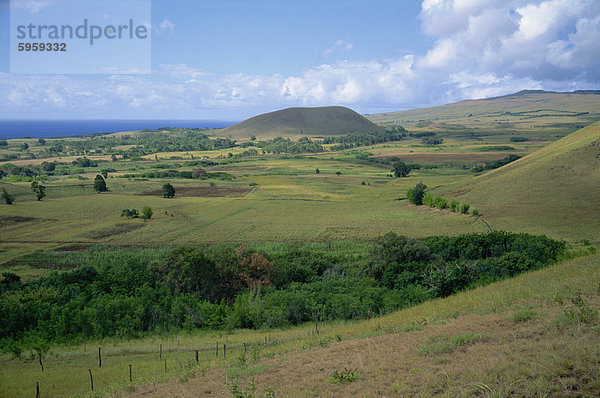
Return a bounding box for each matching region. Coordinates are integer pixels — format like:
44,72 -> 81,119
162,183 -> 175,198
406,182 -> 427,205
142,206 -> 153,220
336,171 -> 342,176
31,181 -> 46,201
392,160 -> 410,178
37,138 -> 46,146
20,143 -> 29,151
111,154 -> 117,162
93,175 -> 107,193
101,171 -> 108,179
0,140 -> 7,147
1,189 -> 15,204
315,168 -> 320,174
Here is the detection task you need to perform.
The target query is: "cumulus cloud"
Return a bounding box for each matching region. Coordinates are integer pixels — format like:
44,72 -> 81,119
157,19 -> 175,34
321,40 -> 354,58
1,0 -> 600,118
11,0 -> 54,13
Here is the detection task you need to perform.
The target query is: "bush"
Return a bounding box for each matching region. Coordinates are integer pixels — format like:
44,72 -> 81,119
31,181 -> 46,201
422,193 -> 435,207
1,189 -> 15,204
407,182 -> 427,205
162,183 -> 175,198
472,208 -> 480,216
142,206 -> 153,220
93,175 -> 107,193
120,208 -> 139,219
434,196 -> 448,209
459,203 -> 470,214
449,200 -> 459,212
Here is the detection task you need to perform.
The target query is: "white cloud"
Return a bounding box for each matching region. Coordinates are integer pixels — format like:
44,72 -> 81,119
321,40 -> 354,58
11,0 -> 53,13
1,0 -> 600,119
158,18 -> 175,34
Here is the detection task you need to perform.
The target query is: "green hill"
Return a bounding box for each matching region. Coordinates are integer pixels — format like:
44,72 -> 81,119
368,90 -> 600,138
446,120 -> 600,242
221,106 -> 384,139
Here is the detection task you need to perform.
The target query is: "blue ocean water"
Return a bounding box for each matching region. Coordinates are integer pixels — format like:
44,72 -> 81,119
0,120 -> 237,139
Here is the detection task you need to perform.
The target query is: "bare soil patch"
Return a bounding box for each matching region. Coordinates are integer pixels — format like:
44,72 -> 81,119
139,186 -> 253,197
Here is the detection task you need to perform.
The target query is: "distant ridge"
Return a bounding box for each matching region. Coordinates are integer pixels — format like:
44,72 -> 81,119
221,106 -> 384,138
367,90 -> 600,134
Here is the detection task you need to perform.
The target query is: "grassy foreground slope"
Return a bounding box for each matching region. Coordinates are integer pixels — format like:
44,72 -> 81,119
368,90 -> 600,137
116,251 -> 600,398
221,106 -> 383,139
447,120 -> 600,243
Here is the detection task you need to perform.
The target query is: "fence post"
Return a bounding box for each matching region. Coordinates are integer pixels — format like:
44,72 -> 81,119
223,344 -> 226,360
216,341 -> 218,358
195,350 -> 199,363
88,369 -> 94,391
159,343 -> 162,359
129,364 -> 132,382
36,381 -> 39,398
98,347 -> 102,368
164,358 -> 167,374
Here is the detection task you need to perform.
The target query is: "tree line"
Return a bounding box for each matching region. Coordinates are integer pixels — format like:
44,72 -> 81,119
0,232 -> 565,354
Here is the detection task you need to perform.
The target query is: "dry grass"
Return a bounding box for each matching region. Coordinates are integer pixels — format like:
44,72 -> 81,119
119,252 -> 600,398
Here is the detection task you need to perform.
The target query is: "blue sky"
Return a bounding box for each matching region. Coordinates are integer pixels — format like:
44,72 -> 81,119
1,0 -> 599,120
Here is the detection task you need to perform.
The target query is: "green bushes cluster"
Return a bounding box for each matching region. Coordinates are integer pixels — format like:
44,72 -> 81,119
407,183 -> 475,215
0,232 -> 565,350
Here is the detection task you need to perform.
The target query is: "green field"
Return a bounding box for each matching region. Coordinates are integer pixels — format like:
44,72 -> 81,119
1,91 -> 600,397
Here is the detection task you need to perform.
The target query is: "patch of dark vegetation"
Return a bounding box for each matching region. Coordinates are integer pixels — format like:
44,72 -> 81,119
0,232 -> 565,349
119,170 -> 235,180
83,223 -> 146,240
0,216 -> 38,227
53,244 -> 93,252
473,154 -> 521,172
140,186 -> 252,197
479,145 -> 516,151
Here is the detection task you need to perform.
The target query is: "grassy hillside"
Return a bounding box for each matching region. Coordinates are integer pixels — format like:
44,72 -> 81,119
367,90 -> 600,138
221,106 -> 384,139
444,120 -> 600,243
3,249 -> 596,397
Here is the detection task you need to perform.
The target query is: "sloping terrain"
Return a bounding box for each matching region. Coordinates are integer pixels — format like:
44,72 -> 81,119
448,120 -> 600,242
368,90 -> 600,137
122,252 -> 600,397
221,106 -> 384,138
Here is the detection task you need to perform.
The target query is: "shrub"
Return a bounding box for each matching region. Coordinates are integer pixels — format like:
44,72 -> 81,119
472,208 -> 480,216
162,183 -> 175,198
1,189 -> 15,204
330,368 -> 358,383
449,200 -> 459,212
459,203 -> 470,214
422,193 -> 435,207
406,182 -> 427,205
142,206 -> 153,220
93,174 -> 107,193
30,181 -> 46,201
434,196 -> 448,209
120,209 -> 139,219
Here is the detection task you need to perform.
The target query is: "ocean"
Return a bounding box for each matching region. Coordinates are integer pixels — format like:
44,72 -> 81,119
0,120 -> 237,140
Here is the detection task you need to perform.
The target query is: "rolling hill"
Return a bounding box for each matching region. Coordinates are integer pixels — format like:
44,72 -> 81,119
367,90 -> 600,138
446,120 -> 600,242
220,106 -> 384,139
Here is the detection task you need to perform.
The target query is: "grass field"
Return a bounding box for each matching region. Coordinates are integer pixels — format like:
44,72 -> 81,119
2,91 -> 600,397
1,249 -> 597,397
